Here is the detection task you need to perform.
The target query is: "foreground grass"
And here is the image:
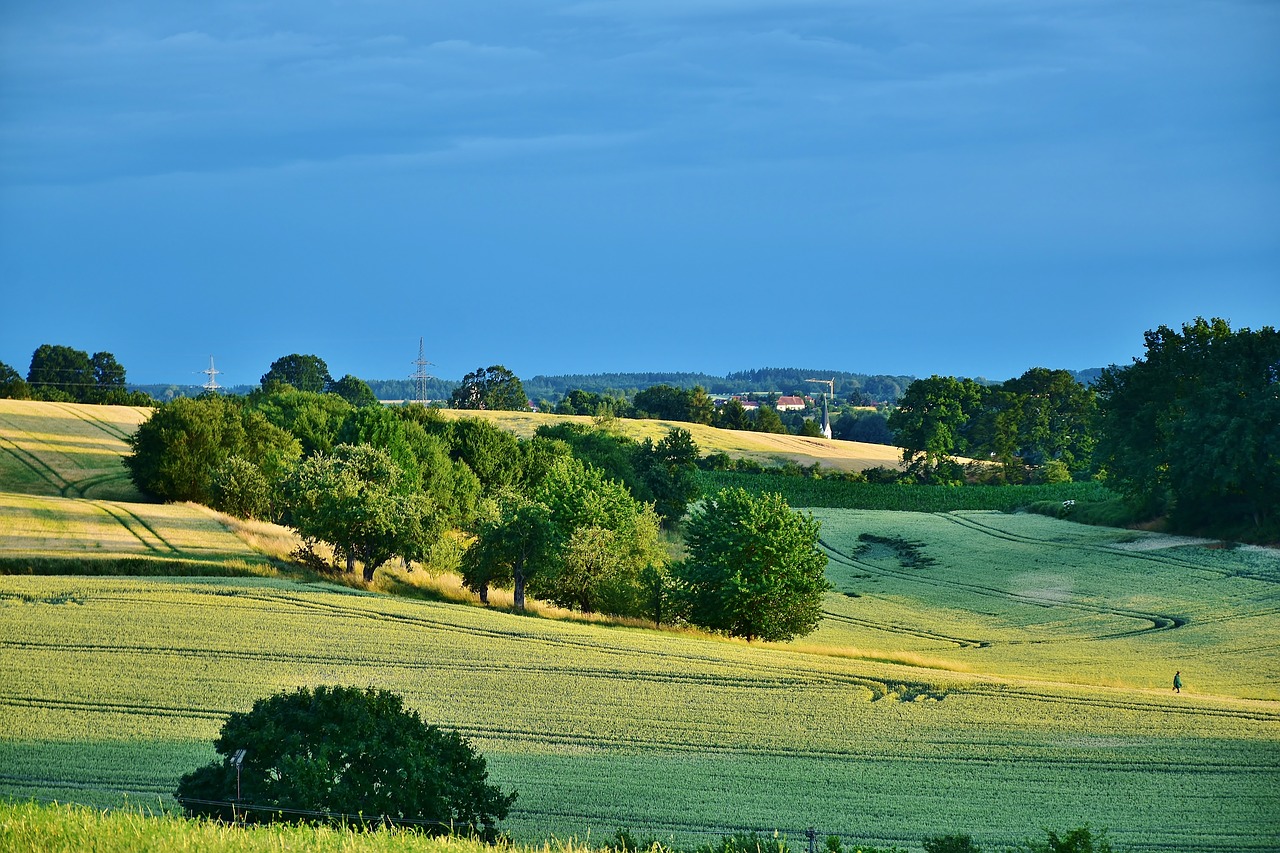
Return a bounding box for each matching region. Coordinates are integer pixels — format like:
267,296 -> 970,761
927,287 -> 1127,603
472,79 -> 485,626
0,801 -> 513,853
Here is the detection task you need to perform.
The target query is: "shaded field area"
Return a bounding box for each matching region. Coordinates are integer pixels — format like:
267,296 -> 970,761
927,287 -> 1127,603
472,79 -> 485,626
1,573 -> 1277,851
0,400 -> 148,501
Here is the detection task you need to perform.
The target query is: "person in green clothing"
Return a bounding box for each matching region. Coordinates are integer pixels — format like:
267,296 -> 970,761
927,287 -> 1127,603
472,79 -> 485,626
1173,671 -> 1183,693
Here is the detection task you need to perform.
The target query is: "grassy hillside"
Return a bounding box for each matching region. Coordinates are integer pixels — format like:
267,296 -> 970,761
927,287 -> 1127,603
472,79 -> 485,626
0,399 -> 148,500
432,409 -> 904,472
3,522 -> 1278,850
2,399 -> 1278,851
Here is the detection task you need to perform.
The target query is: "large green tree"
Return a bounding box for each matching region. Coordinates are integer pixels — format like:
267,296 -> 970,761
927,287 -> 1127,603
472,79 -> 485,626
175,685 -> 515,837
460,492 -> 557,608
634,427 -> 702,528
0,361 -> 31,400
279,444 -> 437,582
531,455 -> 666,616
675,488 -> 829,642
261,353 -> 334,394
1095,318 -> 1280,535
450,365 -> 528,411
888,375 -> 987,482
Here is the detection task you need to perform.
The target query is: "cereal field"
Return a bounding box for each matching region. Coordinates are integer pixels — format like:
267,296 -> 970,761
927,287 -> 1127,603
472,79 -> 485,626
1,566 -> 1277,851
1,400 -> 1278,850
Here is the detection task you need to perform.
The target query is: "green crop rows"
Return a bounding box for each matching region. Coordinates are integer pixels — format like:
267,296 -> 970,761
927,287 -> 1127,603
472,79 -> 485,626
3,509 -> 1279,852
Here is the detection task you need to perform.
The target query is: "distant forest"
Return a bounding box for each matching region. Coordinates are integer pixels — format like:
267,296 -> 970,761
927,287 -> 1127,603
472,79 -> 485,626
130,367 -> 1104,405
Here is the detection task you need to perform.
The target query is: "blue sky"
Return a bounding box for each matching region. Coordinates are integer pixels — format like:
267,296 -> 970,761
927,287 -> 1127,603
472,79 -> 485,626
2,1 -> 1276,386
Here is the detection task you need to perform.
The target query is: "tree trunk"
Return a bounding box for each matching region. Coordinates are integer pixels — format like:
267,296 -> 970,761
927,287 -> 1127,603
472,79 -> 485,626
478,583 -> 489,605
513,561 -> 526,611
363,562 -> 376,583
346,551 -> 356,574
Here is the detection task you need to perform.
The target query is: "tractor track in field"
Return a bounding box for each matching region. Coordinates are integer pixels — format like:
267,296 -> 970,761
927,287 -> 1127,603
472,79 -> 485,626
819,608 -> 988,648
0,411 -> 132,499
50,402 -> 134,442
0,430 -> 72,495
90,501 -> 181,555
820,535 -> 1187,645
940,512 -> 1241,580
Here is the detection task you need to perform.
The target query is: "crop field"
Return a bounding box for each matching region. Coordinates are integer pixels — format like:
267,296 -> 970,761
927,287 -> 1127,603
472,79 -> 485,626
2,400 -> 1278,851
0,399 -> 147,501
433,409 -> 904,473
2,544 -> 1278,851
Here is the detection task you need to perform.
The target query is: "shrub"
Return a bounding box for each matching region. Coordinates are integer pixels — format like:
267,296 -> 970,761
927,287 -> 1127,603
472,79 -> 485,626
175,685 -> 515,839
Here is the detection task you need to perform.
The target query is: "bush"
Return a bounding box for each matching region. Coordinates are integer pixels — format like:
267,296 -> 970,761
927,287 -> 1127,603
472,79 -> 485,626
175,685 -> 515,839
923,835 -> 983,853
210,456 -> 272,520
1010,827 -> 1116,853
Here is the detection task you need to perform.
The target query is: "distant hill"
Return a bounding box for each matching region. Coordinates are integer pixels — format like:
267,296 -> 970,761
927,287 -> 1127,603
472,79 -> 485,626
129,367 -> 1107,403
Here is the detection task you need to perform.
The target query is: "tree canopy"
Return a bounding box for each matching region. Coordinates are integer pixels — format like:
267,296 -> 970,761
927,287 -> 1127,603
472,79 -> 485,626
675,488 -> 829,641
279,444 -> 437,582
261,354 -> 334,394
1094,317 -> 1279,536
175,685 -> 515,837
450,365 -> 528,411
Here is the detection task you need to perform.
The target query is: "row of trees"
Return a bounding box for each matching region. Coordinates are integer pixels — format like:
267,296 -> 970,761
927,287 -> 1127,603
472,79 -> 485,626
1094,318 -> 1278,535
126,359 -> 831,640
0,344 -> 151,405
888,368 -> 1097,484
886,318 -> 1277,537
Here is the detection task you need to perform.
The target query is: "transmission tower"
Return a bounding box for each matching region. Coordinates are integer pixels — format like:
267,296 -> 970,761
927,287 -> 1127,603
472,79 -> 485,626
410,337 -> 434,404
201,356 -> 222,392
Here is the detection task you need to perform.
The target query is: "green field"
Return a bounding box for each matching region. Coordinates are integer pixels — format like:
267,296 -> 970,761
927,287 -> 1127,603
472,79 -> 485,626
1,400 -> 1278,851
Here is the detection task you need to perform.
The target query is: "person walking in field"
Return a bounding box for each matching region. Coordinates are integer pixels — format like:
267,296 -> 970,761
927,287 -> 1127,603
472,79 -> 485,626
1173,671 -> 1183,693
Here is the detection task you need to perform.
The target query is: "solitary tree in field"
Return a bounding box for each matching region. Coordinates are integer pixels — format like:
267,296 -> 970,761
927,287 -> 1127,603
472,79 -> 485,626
175,685 -> 515,838
675,487 -> 829,642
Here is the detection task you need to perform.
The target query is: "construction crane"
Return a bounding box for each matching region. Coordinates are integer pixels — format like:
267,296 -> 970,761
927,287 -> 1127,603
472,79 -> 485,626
806,377 -> 834,400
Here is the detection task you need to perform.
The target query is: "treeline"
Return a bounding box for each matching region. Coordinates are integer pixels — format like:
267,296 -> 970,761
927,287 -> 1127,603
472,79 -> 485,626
125,354 -> 830,641
887,318 -> 1278,540
526,368 -> 918,405
0,344 -> 152,406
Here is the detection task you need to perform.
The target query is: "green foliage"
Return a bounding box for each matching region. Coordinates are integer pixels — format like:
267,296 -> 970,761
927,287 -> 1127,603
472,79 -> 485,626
1008,827 -> 1115,853
699,471 -> 1113,513
175,685 -> 515,837
210,455 -> 272,520
632,384 -> 714,424
676,488 -> 829,641
280,444 -> 439,582
260,353 -> 334,394
27,344 -> 93,398
332,374 -> 380,407
532,456 -> 667,616
1095,317 -> 1280,537
460,492 -> 557,609
451,365 -> 528,411
249,388 -> 353,456
922,835 -> 983,853
124,396 -> 249,503
634,427 -> 702,527
24,344 -> 133,403
752,404 -> 786,434
0,361 -> 31,399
